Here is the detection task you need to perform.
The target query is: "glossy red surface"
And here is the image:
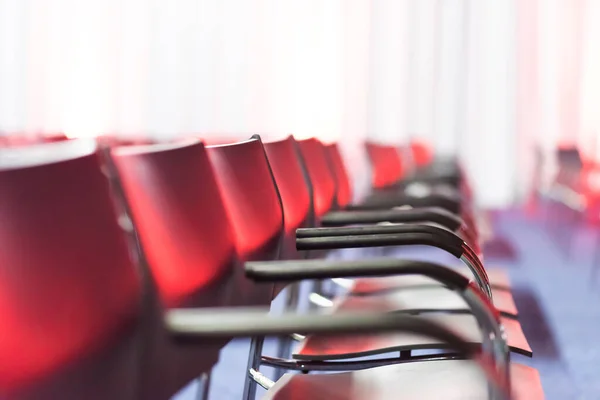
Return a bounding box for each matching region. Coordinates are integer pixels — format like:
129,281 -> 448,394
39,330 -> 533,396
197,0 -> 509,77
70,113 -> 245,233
365,142 -> 403,188
207,137 -> 284,260
264,137 -> 311,235
297,138 -> 336,217
410,140 -> 434,167
112,141 -> 236,307
0,152 -> 141,389
325,143 -> 353,208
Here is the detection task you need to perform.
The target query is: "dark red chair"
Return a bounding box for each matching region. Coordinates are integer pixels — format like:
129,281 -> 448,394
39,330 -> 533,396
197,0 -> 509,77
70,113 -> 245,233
115,136 -> 285,398
296,137 -> 337,219
261,137 -> 530,361
295,139 -> 519,313
198,136 -> 534,399
0,139 -> 143,400
365,141 -> 405,190
112,140 -> 243,400
41,133 -> 69,143
263,136 -> 313,258
297,138 -> 480,253
324,142 -> 353,209
362,141 -> 465,212
324,141 -> 481,254
206,136 -> 284,266
410,139 -> 434,167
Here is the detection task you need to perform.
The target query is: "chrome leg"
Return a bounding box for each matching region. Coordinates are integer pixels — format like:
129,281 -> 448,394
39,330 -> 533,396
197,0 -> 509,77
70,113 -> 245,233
310,280 -> 324,309
242,336 -> 265,400
194,373 -> 211,400
274,284 -> 300,379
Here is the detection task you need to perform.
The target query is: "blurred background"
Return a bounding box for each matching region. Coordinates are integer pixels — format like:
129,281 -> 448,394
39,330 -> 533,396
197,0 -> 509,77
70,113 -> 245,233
1,0 -> 597,208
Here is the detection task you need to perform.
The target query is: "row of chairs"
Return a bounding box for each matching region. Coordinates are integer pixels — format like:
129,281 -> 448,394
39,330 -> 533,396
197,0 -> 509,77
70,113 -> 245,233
0,134 -> 544,399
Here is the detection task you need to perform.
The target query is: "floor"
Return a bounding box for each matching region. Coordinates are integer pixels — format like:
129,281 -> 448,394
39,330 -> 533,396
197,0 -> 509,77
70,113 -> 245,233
174,208 -> 600,399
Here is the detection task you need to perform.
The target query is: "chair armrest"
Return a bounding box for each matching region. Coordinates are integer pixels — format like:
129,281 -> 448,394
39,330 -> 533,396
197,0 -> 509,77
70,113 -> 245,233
318,207 -> 463,231
293,224 -> 490,300
167,308 -> 470,348
244,258 -> 508,387
347,193 -> 461,214
296,224 -> 463,256
245,258 -> 469,290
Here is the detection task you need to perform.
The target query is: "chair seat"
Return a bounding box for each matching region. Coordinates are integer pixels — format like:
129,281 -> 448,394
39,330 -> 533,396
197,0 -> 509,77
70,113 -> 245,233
294,314 -> 531,360
350,266 -> 511,295
263,360 -> 543,400
335,286 -> 519,319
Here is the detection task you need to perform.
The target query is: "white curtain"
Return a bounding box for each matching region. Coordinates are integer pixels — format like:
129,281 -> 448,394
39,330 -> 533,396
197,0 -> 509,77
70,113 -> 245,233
1,0 -> 599,207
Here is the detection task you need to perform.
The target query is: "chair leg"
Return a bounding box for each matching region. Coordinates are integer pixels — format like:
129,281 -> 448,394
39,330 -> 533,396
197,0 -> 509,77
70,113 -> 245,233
274,284 -> 300,379
311,280 -> 324,303
194,373 -> 211,400
242,336 -> 265,400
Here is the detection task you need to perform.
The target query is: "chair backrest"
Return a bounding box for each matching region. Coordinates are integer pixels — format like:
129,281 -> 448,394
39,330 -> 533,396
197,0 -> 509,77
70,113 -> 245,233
41,133 -> 69,143
0,134 -> 38,148
0,139 -> 142,396
324,143 -> 353,208
263,136 -> 312,234
296,138 -> 337,217
112,140 -> 237,309
410,139 -> 433,167
207,136 -> 284,263
263,136 -> 313,258
365,141 -> 403,189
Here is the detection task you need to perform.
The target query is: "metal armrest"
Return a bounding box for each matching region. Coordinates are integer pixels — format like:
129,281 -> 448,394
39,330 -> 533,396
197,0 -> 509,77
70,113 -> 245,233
346,193 -> 461,214
168,308 -> 467,344
244,258 -> 509,394
317,207 -> 463,231
166,308 -> 509,399
297,223 -> 454,240
294,224 -> 490,300
246,258 -> 469,289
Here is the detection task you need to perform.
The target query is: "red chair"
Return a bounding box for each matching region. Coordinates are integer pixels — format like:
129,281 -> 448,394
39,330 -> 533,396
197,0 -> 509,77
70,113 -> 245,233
365,141 -> 405,189
206,135 -> 534,399
206,136 -> 284,265
324,141 -> 480,252
410,138 -> 434,167
296,137 -> 337,219
0,139 -> 143,399
112,140 -> 242,400
296,139 -> 516,306
297,138 -> 481,257
262,137 -> 530,359
41,133 -> 69,143
364,142 -> 463,208
263,136 -> 313,258
324,142 -> 353,209
114,136 -> 284,399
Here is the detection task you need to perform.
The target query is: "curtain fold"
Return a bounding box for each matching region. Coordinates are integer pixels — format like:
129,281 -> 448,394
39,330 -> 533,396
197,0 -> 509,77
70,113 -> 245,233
0,0 -> 597,206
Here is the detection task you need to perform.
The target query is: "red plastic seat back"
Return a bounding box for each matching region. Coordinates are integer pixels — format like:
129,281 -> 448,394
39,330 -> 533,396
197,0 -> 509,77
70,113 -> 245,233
0,139 -> 141,390
365,142 -> 403,188
264,136 -> 312,235
207,136 -> 284,261
296,138 -> 337,217
0,134 -> 38,148
325,143 -> 353,208
410,139 -> 434,167
42,133 -> 69,143
112,140 -> 237,308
